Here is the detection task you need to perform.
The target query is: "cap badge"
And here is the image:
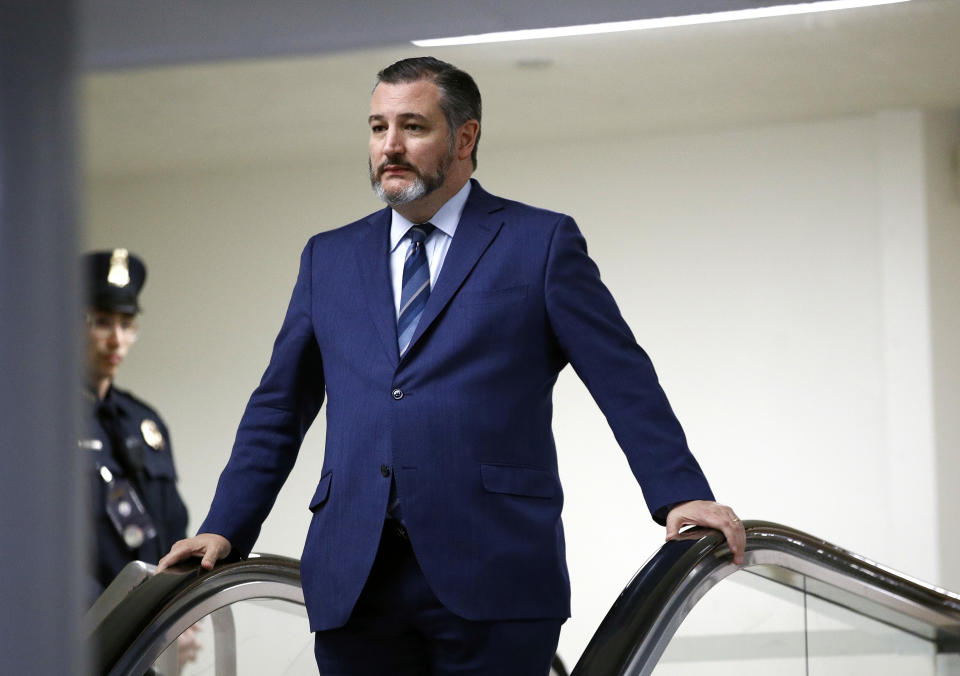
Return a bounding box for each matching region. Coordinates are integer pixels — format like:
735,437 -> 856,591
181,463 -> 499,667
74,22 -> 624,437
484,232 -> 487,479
107,248 -> 131,287
140,419 -> 165,450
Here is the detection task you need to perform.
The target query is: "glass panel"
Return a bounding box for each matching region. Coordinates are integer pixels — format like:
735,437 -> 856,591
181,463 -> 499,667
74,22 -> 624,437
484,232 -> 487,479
653,569 -> 807,676
652,565 -> 942,676
805,593 -> 936,675
151,598 -> 315,675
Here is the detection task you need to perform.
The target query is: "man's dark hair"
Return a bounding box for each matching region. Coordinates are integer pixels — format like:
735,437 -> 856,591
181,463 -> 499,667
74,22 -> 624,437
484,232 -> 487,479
376,56 -> 482,170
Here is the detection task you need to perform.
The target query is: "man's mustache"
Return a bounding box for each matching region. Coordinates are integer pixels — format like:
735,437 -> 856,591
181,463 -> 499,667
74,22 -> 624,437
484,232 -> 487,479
375,157 -> 418,179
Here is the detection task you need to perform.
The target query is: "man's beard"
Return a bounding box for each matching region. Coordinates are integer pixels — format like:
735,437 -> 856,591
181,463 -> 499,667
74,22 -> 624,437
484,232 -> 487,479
369,153 -> 451,207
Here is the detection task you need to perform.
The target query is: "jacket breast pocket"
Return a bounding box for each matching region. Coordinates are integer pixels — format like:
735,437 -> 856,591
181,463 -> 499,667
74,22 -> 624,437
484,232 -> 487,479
308,472 -> 332,512
481,463 -> 556,499
460,284 -> 528,307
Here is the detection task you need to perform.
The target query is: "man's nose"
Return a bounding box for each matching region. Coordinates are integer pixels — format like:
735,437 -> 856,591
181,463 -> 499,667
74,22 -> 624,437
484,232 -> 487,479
383,127 -> 404,155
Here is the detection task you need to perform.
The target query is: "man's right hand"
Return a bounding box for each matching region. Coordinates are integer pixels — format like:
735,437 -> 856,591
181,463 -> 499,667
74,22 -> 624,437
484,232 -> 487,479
157,533 -> 232,572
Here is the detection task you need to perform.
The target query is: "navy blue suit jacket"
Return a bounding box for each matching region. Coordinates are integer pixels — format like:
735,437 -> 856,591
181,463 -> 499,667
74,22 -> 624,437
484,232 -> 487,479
200,180 -> 714,631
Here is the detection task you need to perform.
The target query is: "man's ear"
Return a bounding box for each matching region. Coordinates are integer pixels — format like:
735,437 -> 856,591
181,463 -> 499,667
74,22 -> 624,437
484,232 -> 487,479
456,120 -> 480,161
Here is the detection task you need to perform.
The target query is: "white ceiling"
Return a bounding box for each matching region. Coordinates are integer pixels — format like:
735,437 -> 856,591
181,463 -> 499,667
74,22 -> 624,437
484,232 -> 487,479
79,0 -> 799,69
82,0 -> 960,179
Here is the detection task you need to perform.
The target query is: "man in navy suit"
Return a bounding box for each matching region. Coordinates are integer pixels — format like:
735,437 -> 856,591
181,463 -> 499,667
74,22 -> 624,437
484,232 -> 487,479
160,57 -> 744,675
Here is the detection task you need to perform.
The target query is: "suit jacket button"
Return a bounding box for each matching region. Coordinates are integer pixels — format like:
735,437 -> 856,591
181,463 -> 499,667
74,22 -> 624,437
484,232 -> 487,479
392,388 -> 403,400
380,464 -> 391,477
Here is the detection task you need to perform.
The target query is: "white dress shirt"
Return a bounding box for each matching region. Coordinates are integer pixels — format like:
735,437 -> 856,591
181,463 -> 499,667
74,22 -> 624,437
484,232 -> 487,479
389,181 -> 472,319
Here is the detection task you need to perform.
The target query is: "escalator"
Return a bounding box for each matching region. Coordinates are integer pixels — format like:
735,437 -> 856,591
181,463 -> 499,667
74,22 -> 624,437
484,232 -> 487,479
87,555 -> 308,675
87,521 -> 960,675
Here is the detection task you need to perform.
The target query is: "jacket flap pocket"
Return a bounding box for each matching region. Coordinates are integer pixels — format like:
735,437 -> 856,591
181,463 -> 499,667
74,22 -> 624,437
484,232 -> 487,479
309,472 -> 332,512
481,463 -> 555,499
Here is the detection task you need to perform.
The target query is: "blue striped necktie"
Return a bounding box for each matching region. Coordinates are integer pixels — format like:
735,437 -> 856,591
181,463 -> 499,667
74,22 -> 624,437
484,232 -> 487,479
397,223 -> 436,357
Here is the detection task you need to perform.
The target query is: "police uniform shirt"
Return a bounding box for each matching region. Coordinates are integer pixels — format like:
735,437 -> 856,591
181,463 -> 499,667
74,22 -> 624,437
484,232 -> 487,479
82,385 -> 188,598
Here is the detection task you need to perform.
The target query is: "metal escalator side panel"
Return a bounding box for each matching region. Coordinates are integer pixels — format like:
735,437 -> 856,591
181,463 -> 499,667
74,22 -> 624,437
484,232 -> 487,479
212,604 -> 238,676
86,561 -> 157,630
87,560 -> 202,675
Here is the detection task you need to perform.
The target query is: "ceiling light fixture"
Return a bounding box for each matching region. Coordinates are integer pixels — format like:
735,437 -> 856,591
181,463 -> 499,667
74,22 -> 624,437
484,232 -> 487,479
412,0 -> 911,47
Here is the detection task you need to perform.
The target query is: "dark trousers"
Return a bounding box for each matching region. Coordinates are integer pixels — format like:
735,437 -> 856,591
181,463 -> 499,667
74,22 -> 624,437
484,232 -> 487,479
313,521 -> 563,676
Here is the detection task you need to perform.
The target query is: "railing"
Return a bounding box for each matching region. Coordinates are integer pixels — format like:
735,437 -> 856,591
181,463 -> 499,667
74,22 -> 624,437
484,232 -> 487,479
87,554 -> 568,675
87,554 -> 305,675
572,520 -> 960,675
87,521 -> 960,675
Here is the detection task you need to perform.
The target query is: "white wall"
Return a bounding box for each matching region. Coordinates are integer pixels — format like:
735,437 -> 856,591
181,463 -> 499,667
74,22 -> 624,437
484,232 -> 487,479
84,109 -> 959,665
926,111 -> 960,593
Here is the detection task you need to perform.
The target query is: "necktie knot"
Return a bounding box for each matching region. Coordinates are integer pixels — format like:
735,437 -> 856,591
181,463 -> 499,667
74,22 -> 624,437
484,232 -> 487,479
407,223 -> 436,245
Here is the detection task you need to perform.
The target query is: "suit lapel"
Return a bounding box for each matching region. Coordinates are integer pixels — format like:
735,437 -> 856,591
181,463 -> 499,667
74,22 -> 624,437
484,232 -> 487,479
401,181 -> 505,360
354,208 -> 400,367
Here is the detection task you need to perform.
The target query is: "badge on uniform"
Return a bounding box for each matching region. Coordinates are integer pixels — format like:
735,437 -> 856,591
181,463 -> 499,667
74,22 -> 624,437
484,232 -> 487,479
140,419 -> 165,451
99,465 -> 158,550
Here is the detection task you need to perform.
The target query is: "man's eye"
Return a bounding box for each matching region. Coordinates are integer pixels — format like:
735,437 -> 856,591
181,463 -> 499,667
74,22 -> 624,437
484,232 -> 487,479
370,125 -> 386,133
94,318 -> 112,329
406,124 -> 423,131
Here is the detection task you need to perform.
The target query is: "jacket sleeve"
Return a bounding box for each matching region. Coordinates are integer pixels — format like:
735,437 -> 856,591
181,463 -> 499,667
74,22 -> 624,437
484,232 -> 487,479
543,216 -> 714,522
199,238 -> 326,555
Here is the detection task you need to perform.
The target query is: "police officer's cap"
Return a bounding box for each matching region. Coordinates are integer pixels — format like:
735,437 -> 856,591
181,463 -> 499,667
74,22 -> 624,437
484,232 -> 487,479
83,249 -> 147,314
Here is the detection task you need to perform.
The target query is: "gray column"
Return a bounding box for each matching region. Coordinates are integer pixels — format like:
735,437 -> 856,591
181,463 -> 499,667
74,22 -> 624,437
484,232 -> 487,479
0,2 -> 86,674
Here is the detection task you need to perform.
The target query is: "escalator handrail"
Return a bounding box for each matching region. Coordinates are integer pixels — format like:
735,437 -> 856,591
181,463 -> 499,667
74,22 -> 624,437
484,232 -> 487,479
570,519 -> 960,676
90,522 -> 960,675
87,554 -> 303,675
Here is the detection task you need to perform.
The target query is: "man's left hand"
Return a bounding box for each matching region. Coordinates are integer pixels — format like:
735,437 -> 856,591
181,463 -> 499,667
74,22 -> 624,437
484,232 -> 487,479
665,500 -> 745,565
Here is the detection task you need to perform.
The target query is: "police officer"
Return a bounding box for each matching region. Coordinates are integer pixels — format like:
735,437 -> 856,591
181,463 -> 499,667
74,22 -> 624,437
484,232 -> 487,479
81,248 -> 188,602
